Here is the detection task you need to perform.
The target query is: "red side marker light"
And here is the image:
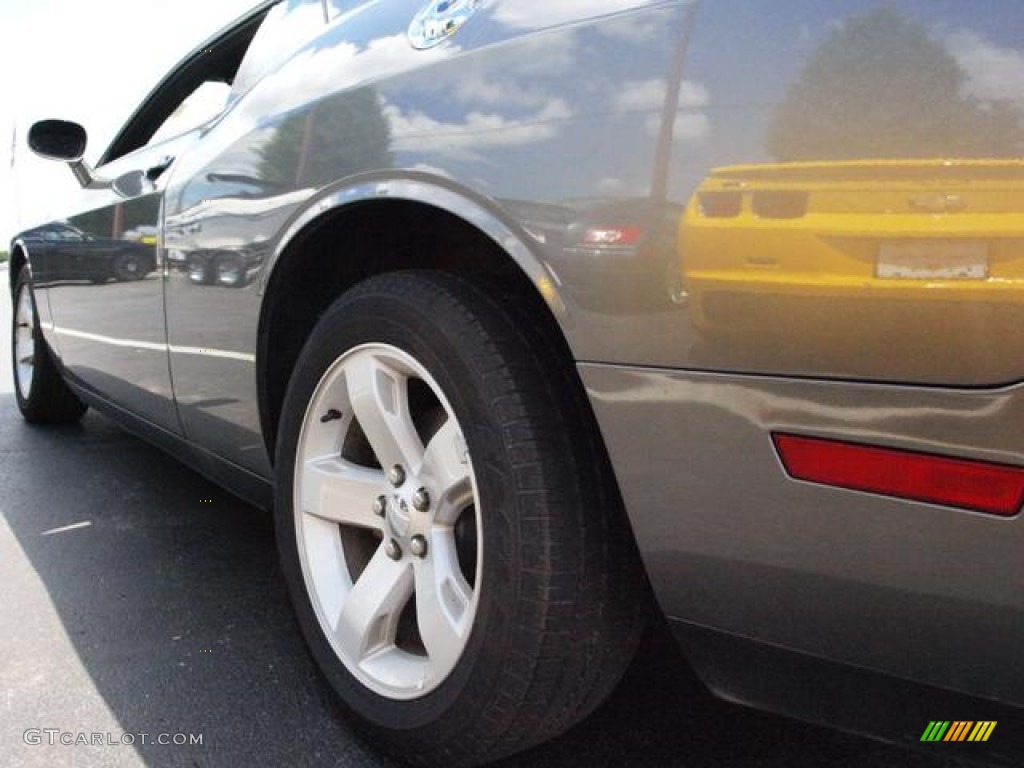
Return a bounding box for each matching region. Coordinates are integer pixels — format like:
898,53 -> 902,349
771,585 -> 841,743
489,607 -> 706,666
773,433 -> 1024,517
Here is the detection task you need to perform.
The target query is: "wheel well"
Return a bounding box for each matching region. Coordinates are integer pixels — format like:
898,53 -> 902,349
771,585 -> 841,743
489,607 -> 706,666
257,199 -> 567,461
9,245 -> 27,293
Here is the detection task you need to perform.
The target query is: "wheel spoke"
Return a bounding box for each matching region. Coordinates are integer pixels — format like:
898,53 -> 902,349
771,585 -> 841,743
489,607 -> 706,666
335,547 -> 413,665
421,417 -> 473,524
414,533 -> 473,675
302,455 -> 384,529
345,353 -> 424,473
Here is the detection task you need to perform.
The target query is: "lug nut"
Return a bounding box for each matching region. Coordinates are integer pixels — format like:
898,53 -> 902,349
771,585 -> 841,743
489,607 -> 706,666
410,535 -> 428,558
388,465 -> 406,487
412,488 -> 430,512
372,495 -> 387,517
385,539 -> 402,560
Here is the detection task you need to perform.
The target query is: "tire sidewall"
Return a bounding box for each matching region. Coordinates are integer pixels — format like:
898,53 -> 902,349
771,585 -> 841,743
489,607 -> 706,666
274,286 -> 519,737
12,269 -> 40,410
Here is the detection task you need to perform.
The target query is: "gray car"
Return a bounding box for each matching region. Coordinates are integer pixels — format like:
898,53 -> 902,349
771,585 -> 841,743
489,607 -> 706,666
10,1 -> 1024,765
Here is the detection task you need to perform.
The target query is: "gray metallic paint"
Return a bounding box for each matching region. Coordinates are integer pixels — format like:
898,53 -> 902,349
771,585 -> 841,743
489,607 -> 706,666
582,362 -> 1024,705
13,0 -> 1024,721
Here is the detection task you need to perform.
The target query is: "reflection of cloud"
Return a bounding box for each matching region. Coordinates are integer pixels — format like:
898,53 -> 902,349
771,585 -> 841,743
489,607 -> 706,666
492,0 -> 656,30
595,14 -> 664,44
614,79 -> 709,113
498,33 -> 579,76
672,113 -> 711,143
431,33 -> 578,114
231,1 -> 328,98
240,33 -> 459,126
616,79 -> 667,112
455,72 -> 558,109
616,77 -> 711,145
384,99 -> 572,155
947,31 -> 1024,107
645,112 -> 711,144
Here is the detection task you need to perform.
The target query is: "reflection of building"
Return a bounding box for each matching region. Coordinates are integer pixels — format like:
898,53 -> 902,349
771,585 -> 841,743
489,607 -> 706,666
680,160 -> 1024,375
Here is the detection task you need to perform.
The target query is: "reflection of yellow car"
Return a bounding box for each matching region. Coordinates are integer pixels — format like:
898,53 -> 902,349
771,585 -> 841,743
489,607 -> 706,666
680,160 -> 1024,362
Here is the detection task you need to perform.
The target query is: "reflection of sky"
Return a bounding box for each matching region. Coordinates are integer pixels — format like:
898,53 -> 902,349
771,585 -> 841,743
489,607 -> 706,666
376,5 -> 687,202
669,0 -> 1024,200
688,0 -> 1024,108
215,1 -> 693,204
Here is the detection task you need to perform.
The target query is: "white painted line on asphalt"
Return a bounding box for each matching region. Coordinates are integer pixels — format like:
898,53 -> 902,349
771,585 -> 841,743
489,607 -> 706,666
41,521 -> 93,536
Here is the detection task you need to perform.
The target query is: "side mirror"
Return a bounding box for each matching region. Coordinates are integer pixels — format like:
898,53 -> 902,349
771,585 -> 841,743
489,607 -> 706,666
27,118 -> 109,190
28,119 -> 87,162
112,170 -> 155,198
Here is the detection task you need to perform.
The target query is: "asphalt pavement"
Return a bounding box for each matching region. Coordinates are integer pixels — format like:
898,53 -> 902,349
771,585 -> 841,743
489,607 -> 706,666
0,261 -> 970,768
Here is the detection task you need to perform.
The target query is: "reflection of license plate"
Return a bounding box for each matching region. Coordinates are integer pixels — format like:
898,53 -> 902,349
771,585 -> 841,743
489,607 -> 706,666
877,242 -> 988,279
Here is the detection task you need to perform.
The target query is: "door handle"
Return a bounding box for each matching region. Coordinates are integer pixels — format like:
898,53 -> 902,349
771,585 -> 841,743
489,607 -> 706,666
146,156 -> 175,181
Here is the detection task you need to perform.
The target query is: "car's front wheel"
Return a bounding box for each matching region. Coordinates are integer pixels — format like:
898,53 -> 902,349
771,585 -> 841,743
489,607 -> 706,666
112,251 -> 146,281
11,267 -> 87,424
275,270 -> 649,767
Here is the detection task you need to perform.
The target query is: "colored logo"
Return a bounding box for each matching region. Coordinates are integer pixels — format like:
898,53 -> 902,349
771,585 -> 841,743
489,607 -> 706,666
921,721 -> 996,742
408,0 -> 480,50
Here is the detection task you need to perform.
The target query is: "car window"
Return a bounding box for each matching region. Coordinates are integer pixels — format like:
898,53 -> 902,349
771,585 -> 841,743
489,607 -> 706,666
43,226 -> 84,242
99,4 -> 273,165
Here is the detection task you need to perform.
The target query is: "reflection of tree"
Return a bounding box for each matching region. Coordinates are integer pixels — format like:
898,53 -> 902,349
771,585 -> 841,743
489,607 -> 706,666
258,87 -> 393,188
768,8 -> 1021,161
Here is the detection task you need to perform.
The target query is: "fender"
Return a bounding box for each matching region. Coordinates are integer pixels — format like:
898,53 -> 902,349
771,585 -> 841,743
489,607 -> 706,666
259,172 -> 570,321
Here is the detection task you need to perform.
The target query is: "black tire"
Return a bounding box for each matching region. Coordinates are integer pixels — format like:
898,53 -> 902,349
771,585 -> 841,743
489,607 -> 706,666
214,253 -> 245,288
187,256 -> 213,285
11,267 -> 87,424
112,251 -> 145,282
275,270 -> 650,767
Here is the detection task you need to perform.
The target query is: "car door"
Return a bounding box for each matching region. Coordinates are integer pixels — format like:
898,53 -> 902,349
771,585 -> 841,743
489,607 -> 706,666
42,4 -> 273,434
44,135 -> 190,432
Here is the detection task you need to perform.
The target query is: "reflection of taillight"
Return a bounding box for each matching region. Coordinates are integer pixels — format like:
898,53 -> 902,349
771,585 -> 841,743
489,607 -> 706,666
697,191 -> 742,218
581,226 -> 642,246
773,433 -> 1024,517
753,191 -> 808,219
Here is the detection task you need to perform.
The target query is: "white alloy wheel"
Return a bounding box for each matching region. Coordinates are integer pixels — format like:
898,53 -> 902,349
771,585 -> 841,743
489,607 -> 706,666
293,343 -> 481,700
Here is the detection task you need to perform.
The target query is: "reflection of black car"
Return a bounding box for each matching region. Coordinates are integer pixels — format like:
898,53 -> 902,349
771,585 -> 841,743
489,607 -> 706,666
21,222 -> 156,283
